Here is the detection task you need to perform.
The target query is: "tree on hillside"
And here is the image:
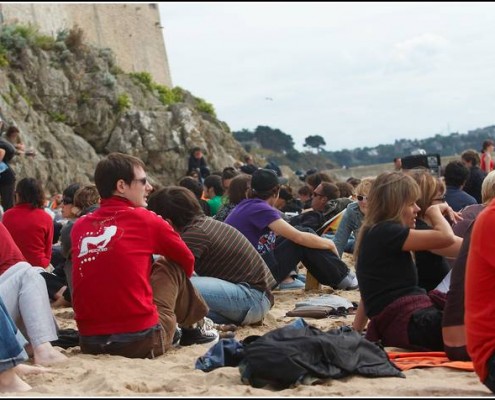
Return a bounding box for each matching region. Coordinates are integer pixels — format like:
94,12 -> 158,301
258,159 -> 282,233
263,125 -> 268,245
233,129 -> 255,142
303,135 -> 326,152
253,125 -> 295,153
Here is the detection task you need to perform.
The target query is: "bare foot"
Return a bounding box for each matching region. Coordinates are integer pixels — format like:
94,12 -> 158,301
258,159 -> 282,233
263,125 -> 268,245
15,364 -> 51,376
33,342 -> 68,366
51,286 -> 71,308
0,369 -> 32,393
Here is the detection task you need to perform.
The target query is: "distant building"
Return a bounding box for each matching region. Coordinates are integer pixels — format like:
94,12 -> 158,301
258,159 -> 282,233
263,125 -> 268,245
0,3 -> 172,87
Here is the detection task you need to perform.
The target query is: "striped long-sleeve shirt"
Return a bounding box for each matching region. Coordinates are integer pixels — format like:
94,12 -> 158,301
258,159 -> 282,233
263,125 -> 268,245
181,216 -> 276,303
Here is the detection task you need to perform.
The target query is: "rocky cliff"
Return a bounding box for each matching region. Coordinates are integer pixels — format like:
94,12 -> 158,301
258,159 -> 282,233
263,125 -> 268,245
0,24 -> 247,194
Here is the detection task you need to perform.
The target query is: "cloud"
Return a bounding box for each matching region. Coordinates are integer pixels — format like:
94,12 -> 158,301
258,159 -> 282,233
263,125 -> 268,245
388,33 -> 450,73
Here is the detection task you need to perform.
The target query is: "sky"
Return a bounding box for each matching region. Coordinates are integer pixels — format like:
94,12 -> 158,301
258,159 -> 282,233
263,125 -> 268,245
158,2 -> 495,152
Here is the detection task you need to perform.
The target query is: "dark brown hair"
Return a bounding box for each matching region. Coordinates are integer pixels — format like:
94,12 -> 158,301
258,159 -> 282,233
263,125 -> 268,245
147,186 -> 204,230
15,177 -> 45,208
94,152 -> 145,198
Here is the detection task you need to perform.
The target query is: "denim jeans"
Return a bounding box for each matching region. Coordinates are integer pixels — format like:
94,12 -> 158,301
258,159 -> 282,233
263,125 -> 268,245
0,296 -> 28,373
0,262 -> 58,347
190,276 -> 271,325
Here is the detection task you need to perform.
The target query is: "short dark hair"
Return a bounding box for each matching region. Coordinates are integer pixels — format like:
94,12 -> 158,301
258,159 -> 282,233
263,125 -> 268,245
461,149 -> 480,167
444,160 -> 470,187
482,139 -> 494,152
15,177 -> 45,208
318,182 -> 340,200
222,166 -> 239,181
94,152 -> 145,198
278,185 -> 294,202
297,185 -> 312,197
178,176 -> 204,199
335,181 -> 354,198
346,177 -> 361,188
62,182 -> 82,205
203,174 -> 224,196
147,186 -> 203,230
5,126 -> 20,139
305,172 -> 333,189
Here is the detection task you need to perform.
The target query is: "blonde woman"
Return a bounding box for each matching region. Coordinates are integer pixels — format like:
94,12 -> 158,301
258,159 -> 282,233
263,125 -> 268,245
352,171 -> 457,351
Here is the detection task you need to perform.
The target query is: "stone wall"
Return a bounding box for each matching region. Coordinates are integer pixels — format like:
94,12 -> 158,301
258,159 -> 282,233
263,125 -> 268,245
0,3 -> 172,87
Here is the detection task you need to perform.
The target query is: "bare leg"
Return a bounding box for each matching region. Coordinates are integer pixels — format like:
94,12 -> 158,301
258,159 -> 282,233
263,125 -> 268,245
32,342 -> 67,366
0,369 -> 31,393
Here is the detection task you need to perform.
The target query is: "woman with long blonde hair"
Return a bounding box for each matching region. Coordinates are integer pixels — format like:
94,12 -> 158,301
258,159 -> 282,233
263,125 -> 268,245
352,171 -> 456,351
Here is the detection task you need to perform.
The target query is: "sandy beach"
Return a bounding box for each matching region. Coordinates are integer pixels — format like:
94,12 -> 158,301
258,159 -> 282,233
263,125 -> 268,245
6,255 -> 491,397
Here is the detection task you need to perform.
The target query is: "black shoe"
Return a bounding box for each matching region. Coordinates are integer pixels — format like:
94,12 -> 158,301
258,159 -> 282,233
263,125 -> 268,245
172,326 -> 182,347
179,319 -> 219,346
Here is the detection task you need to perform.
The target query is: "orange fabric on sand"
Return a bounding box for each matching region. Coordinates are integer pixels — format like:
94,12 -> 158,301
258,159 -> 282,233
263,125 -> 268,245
387,351 -> 474,372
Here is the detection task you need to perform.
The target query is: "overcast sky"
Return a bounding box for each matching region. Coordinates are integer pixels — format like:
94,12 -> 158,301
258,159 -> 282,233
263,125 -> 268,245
158,2 -> 495,152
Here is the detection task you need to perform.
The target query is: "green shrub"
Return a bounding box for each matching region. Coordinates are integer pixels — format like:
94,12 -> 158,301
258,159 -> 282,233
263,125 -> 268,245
172,86 -> 185,101
48,111 -> 67,123
195,98 -> 216,117
116,93 -> 131,112
34,34 -> 55,50
130,72 -> 154,91
78,91 -> 90,106
110,65 -> 124,75
0,48 -> 8,67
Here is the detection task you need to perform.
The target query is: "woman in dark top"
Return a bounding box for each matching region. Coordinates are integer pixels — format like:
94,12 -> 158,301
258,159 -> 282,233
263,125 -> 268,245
187,147 -> 210,181
352,171 -> 457,351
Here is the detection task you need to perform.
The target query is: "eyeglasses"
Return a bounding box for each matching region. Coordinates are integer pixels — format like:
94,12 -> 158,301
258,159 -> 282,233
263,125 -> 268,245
133,177 -> 148,185
313,192 -> 325,198
432,195 -> 446,203
62,197 -> 72,205
357,195 -> 367,202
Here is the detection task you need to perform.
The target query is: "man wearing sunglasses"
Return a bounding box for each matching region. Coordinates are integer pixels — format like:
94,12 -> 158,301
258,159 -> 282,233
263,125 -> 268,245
70,152 -> 218,360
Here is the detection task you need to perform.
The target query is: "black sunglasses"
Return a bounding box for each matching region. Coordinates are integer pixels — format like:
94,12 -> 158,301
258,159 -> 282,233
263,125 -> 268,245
133,177 -> 148,185
357,195 -> 367,201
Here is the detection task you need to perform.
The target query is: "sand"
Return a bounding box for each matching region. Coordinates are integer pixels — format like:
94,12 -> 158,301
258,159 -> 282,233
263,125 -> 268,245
7,255 -> 492,397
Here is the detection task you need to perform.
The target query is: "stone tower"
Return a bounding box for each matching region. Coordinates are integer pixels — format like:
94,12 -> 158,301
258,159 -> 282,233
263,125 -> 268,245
0,3 -> 173,87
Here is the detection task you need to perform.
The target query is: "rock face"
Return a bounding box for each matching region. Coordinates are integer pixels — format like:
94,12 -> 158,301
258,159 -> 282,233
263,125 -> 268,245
0,35 -> 246,194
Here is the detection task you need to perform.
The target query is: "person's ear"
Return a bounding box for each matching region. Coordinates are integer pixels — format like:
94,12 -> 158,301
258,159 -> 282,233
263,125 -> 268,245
115,179 -> 127,194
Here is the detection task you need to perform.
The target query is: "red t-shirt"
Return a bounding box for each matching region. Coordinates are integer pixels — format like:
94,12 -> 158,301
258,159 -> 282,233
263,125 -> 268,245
2,204 -> 54,268
71,196 -> 194,336
465,200 -> 495,383
481,152 -> 494,173
0,222 -> 26,274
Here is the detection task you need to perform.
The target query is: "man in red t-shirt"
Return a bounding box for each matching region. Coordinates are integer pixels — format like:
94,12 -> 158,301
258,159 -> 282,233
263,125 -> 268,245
465,199 -> 495,393
71,153 -> 218,359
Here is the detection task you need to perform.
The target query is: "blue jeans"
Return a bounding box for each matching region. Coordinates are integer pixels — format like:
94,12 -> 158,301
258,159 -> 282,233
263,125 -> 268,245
190,276 -> 271,326
0,296 -> 28,373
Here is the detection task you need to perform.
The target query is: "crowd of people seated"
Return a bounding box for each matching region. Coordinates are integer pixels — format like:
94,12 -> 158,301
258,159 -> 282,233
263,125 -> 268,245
2,137 -> 495,394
